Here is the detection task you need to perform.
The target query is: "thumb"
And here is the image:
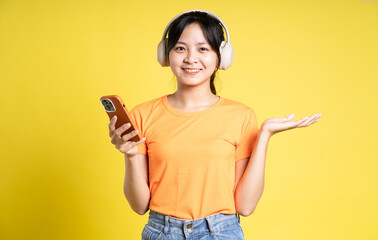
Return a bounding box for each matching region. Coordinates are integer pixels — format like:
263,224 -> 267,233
285,113 -> 295,120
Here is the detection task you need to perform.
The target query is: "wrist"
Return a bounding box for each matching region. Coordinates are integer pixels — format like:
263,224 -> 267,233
259,127 -> 272,139
124,153 -> 137,163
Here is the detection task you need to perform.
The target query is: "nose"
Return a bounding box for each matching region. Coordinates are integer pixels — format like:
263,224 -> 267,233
184,50 -> 198,63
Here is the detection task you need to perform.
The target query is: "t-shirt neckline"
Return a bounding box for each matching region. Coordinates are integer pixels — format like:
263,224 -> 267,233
162,94 -> 223,117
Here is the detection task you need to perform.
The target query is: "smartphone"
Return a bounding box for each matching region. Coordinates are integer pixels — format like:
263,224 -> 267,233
100,95 -> 141,142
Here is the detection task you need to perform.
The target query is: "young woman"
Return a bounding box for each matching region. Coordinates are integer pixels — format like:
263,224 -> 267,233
108,10 -> 321,240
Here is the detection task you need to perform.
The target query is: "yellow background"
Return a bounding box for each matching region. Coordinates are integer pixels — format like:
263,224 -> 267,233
1,0 -> 377,239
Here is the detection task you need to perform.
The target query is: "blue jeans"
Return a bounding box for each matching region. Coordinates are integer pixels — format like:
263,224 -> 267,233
141,210 -> 245,240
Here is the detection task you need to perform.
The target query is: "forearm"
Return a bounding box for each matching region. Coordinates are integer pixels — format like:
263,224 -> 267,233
235,129 -> 271,216
123,155 -> 150,215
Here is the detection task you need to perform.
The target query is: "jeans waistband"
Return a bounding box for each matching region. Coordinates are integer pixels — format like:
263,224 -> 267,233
147,210 -> 241,236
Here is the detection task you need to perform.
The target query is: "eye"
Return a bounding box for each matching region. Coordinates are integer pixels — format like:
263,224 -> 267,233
199,47 -> 208,51
175,46 -> 185,51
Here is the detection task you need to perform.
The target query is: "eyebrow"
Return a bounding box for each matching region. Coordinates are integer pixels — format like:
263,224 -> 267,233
176,41 -> 209,45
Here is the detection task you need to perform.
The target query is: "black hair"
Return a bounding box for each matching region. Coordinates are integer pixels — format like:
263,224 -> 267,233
165,11 -> 225,95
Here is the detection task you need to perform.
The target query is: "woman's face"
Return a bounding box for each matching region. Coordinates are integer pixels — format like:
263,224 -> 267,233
168,23 -> 218,89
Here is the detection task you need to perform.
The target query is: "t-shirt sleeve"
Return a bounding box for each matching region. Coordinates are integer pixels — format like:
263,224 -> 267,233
235,108 -> 259,162
129,105 -> 147,155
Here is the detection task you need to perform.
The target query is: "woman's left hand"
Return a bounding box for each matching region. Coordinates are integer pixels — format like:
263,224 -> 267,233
261,113 -> 322,137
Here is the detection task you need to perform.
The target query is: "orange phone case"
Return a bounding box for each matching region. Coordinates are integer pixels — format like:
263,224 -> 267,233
100,95 -> 141,142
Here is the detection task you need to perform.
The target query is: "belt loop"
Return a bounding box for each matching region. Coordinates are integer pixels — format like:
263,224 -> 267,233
236,213 -> 241,223
205,216 -> 215,235
163,215 -> 169,235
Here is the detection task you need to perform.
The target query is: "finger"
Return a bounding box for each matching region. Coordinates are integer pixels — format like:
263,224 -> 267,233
277,114 -> 295,122
284,113 -> 295,121
268,116 -> 294,123
111,123 -> 131,144
307,115 -> 321,125
290,113 -> 322,128
308,114 -> 322,123
108,115 -> 117,137
295,116 -> 309,124
121,129 -> 140,142
125,138 -> 146,153
306,113 -> 322,121
297,115 -> 318,127
119,137 -> 146,154
268,117 -> 285,122
116,140 -> 132,152
116,133 -> 144,153
131,137 -> 146,146
307,118 -> 319,126
114,129 -> 139,145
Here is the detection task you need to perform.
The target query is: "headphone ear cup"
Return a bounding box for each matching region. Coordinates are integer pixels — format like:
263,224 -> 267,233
219,41 -> 234,70
157,39 -> 169,66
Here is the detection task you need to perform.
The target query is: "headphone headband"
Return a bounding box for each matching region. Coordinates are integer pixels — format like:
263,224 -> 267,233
160,9 -> 231,45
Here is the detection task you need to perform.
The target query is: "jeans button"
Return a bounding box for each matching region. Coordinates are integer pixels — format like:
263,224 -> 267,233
187,223 -> 192,228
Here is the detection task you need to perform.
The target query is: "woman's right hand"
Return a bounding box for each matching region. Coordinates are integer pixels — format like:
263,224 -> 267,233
108,115 -> 145,159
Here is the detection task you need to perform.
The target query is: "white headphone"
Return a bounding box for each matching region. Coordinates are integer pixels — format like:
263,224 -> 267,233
157,9 -> 234,70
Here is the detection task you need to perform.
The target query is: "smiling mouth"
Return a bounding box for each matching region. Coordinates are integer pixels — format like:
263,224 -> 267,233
182,68 -> 201,73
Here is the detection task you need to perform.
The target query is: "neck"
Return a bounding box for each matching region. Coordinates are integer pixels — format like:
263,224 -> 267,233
169,84 -> 218,109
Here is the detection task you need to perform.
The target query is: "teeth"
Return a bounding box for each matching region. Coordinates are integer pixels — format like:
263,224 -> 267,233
184,69 -> 200,72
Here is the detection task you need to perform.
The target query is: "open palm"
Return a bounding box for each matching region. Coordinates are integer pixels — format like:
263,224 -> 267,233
261,113 -> 322,137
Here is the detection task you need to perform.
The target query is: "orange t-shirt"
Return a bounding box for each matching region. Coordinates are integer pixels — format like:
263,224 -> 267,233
129,94 -> 259,220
